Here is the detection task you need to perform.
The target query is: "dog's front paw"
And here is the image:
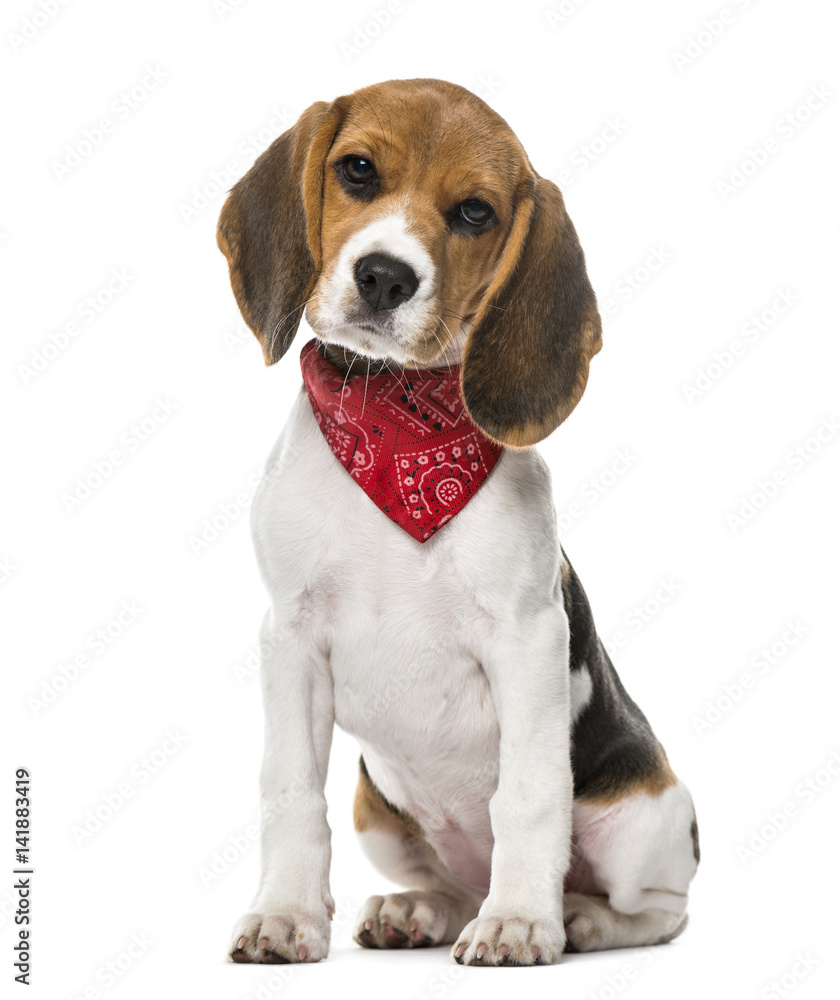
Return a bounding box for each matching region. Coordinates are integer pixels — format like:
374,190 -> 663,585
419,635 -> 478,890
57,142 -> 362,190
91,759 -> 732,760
452,914 -> 564,966
229,910 -> 330,964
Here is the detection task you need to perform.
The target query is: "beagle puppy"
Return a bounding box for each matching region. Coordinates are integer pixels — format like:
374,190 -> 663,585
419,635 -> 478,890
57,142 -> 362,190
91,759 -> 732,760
217,77 -> 699,967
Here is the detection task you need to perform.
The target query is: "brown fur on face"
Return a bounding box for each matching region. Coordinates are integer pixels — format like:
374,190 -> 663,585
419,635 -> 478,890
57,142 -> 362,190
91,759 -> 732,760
307,80 -> 525,365
217,78 -> 602,447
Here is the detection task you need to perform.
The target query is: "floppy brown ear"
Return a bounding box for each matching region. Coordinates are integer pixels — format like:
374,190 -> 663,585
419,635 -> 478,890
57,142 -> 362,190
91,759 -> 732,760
216,98 -> 347,364
461,175 -> 602,447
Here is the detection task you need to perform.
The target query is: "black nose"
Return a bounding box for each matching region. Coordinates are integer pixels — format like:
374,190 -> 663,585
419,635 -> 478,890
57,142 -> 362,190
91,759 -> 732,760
354,253 -> 419,311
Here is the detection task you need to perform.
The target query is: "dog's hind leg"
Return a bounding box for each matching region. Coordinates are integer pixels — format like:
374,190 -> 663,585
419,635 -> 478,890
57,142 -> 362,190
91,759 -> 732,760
563,893 -> 688,951
351,758 -> 482,949
563,780 -> 700,952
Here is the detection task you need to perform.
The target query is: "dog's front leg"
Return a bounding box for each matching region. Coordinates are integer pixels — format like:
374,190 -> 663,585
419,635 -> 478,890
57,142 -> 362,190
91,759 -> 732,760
229,614 -> 335,964
452,607 -> 572,966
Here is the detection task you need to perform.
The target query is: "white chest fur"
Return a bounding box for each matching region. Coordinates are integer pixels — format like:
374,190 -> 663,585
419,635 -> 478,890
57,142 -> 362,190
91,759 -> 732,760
251,387 -> 570,889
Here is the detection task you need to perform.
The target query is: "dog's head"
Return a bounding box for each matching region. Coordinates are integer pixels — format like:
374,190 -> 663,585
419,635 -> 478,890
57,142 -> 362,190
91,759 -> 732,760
217,78 -> 602,447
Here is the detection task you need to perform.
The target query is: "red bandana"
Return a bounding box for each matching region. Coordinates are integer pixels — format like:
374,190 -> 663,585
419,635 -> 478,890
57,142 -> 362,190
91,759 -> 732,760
300,339 -> 503,542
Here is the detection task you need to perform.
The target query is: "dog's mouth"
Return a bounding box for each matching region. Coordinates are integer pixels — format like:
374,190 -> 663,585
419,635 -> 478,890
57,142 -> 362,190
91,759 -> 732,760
314,336 -> 399,377
307,304 -> 461,371
341,300 -> 415,344
314,324 -> 468,375
311,323 -> 427,373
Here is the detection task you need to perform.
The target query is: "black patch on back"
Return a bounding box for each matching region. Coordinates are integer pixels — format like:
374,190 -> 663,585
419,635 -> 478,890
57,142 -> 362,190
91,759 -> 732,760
561,550 -> 668,801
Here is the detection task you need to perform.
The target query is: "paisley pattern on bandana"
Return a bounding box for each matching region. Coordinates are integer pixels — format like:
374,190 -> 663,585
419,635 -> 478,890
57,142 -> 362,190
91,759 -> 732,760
300,339 -> 503,542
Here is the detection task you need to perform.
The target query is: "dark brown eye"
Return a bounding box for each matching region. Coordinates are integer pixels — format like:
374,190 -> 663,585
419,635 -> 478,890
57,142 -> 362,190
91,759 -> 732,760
459,199 -> 493,225
343,157 -> 376,183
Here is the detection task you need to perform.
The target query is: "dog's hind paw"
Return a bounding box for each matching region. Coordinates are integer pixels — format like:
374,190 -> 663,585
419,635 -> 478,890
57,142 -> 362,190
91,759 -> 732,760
354,891 -> 456,948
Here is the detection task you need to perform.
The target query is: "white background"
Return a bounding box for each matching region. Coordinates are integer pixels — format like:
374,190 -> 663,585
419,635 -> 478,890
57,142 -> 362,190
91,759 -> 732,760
3,0 -> 839,998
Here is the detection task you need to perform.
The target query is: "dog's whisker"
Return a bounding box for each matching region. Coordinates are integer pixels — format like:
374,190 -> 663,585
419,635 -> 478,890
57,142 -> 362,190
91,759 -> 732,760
440,312 -> 477,328
359,354 -> 371,420
432,318 -> 455,377
268,296 -> 312,358
430,319 -> 452,371
338,345 -> 353,422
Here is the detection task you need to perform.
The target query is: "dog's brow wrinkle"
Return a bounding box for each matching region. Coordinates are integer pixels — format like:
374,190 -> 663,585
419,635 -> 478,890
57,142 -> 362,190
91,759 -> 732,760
453,166 -> 475,191
368,102 -> 392,151
355,124 -> 384,154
